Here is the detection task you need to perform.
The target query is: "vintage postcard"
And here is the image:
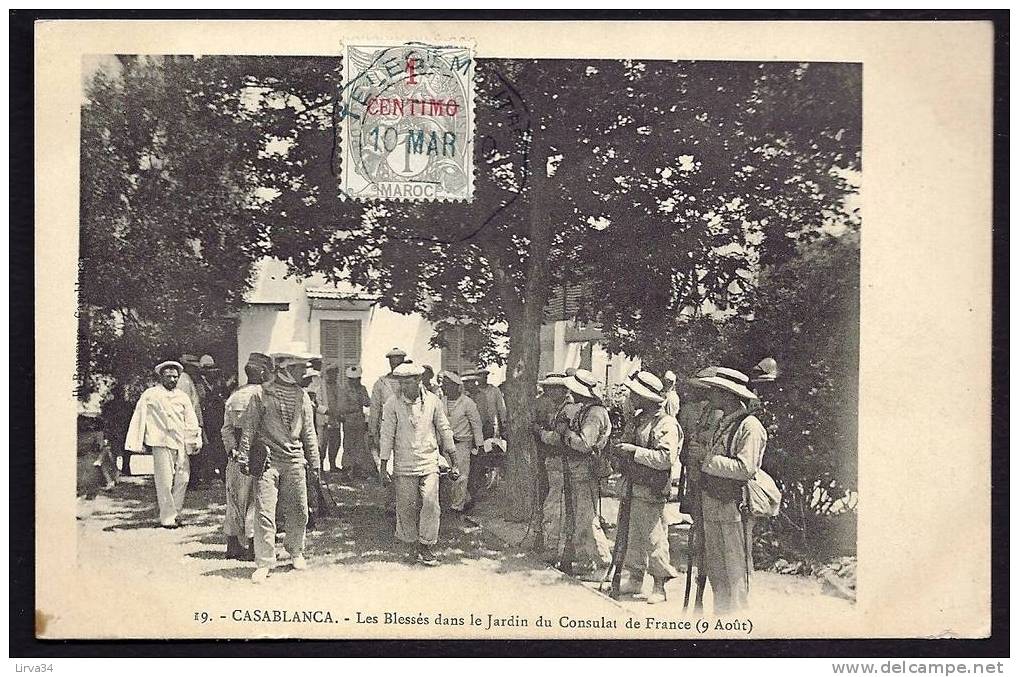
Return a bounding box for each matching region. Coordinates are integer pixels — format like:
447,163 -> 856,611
34,18 -> 993,642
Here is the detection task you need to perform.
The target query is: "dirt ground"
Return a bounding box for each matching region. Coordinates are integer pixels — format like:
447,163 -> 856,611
69,456 -> 852,640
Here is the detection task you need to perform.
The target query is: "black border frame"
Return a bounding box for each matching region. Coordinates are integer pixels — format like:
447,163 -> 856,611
9,8 -> 1009,659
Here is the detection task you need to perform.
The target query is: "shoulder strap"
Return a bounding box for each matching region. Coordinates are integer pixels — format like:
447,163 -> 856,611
725,411 -> 755,457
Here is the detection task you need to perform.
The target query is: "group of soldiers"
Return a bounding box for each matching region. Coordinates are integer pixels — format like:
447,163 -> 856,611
122,343 -> 510,581
121,338 -> 776,610
531,359 -> 776,611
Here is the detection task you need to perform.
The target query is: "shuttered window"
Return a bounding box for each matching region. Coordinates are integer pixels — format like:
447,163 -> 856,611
320,319 -> 362,377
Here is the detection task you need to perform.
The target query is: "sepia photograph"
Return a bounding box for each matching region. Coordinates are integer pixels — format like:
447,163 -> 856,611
24,16 -> 998,651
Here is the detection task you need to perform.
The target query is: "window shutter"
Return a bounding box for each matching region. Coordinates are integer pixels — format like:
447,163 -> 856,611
320,320 -> 362,377
441,326 -> 465,375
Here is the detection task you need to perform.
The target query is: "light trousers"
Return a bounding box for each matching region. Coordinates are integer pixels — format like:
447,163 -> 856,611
254,461 -> 309,569
703,515 -> 756,613
151,445 -> 190,526
224,457 -> 255,539
541,457 -> 612,571
394,472 -> 440,546
623,496 -> 679,581
446,440 -> 473,511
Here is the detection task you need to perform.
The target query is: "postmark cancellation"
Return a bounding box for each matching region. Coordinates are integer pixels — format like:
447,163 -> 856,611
339,42 -> 476,202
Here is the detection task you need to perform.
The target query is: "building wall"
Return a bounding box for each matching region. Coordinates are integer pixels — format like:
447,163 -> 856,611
237,303 -> 445,394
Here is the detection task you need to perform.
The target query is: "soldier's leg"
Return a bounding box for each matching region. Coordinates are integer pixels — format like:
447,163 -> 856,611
448,441 -> 472,511
703,519 -> 745,613
645,500 -> 679,581
150,446 -> 178,526
418,473 -> 441,546
622,498 -> 653,580
570,462 -> 611,573
332,420 -> 343,472
224,458 -> 244,538
541,465 -> 565,563
253,467 -> 281,569
170,448 -> 190,518
282,463 -> 310,558
393,474 -> 419,546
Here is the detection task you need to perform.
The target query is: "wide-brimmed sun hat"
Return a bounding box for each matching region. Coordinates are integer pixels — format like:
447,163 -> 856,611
563,369 -> 600,400
345,365 -> 362,378
154,360 -> 184,375
697,367 -> 758,400
687,366 -> 718,389
385,347 -> 407,359
199,354 -> 216,369
626,370 -> 666,403
538,371 -> 568,387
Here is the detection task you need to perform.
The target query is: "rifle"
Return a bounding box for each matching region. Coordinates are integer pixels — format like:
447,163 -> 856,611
603,481 -> 633,600
682,512 -> 708,612
558,454 -> 577,576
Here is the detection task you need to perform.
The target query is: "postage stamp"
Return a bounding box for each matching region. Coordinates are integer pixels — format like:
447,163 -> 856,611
339,42 -> 476,202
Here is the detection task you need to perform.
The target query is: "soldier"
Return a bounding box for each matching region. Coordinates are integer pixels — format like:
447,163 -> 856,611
464,366 -> 508,440
693,367 -> 767,612
237,345 -> 320,583
541,369 -> 613,580
198,354 -> 227,483
336,365 -> 373,477
178,354 -> 206,488
220,352 -> 272,560
368,347 -> 408,464
678,366 -> 724,610
534,372 -> 572,560
124,360 -> 202,528
611,371 -> 682,604
378,363 -> 457,565
439,371 -> 484,513
661,370 -> 681,417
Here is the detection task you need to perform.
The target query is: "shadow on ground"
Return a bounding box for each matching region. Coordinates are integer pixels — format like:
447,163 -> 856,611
83,471 -> 553,580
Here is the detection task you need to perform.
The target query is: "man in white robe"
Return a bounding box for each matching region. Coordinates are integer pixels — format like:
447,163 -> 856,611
124,360 -> 202,528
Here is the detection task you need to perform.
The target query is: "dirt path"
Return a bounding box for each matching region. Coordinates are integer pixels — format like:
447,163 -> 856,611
67,461 -> 851,640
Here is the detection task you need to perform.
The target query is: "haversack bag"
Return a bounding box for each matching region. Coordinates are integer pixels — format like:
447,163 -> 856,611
744,468 -> 782,518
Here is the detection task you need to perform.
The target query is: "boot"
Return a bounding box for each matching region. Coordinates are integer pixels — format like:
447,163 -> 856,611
242,538 -> 255,562
618,570 -> 644,596
417,543 -> 439,566
226,536 -> 243,559
646,577 -> 668,604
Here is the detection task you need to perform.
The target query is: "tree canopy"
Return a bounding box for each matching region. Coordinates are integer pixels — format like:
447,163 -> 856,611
79,55 -> 861,523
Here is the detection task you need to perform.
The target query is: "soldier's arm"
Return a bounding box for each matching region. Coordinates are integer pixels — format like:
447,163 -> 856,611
563,409 -> 603,454
184,398 -> 203,449
236,391 -> 265,467
300,392 -> 321,470
633,418 -> 680,470
220,396 -> 238,454
123,392 -> 147,452
367,381 -> 384,442
701,419 -> 765,480
467,399 -> 485,447
433,399 -> 456,454
379,396 -> 397,462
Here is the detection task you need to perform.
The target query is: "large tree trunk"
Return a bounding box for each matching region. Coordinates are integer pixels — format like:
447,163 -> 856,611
498,303 -> 544,523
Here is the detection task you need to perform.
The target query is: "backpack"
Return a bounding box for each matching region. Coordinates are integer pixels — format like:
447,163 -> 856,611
570,401 -> 614,479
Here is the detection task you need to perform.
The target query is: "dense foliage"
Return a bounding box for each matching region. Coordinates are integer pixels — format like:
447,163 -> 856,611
79,56 -> 861,545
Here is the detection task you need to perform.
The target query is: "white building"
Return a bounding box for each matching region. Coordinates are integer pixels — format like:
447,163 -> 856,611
236,258 -> 637,393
